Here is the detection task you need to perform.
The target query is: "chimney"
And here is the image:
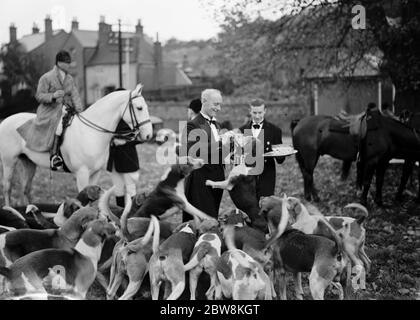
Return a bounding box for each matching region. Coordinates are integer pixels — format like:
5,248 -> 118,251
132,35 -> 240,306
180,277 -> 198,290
9,23 -> 17,43
71,18 -> 79,30
45,15 -> 53,41
135,19 -> 143,35
154,33 -> 163,90
98,16 -> 112,46
32,23 -> 40,34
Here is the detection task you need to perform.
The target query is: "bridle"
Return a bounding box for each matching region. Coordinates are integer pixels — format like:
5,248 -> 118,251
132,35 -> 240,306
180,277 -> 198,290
76,90 -> 152,142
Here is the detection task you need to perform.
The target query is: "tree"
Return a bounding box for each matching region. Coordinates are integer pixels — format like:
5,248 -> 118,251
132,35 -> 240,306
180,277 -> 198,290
204,0 -> 420,111
0,41 -> 45,95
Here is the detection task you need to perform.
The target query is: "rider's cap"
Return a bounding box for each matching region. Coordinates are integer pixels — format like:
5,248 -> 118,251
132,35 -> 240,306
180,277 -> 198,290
56,50 -> 72,64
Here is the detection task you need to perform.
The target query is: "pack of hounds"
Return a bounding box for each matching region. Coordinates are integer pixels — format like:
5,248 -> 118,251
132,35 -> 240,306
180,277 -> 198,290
0,149 -> 371,300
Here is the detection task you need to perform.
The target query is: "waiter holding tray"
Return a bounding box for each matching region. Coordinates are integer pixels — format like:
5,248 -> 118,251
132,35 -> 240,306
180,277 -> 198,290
239,99 -> 287,198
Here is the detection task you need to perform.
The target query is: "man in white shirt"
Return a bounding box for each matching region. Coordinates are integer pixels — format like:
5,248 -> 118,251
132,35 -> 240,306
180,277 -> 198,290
240,99 -> 285,198
182,89 -> 232,220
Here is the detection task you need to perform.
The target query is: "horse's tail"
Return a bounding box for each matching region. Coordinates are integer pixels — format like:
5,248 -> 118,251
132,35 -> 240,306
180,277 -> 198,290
356,143 -> 366,189
120,194 -> 133,240
343,203 -> 369,225
290,119 -> 300,136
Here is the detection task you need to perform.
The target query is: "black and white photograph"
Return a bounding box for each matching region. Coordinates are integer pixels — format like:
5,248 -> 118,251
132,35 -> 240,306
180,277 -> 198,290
0,0 -> 419,303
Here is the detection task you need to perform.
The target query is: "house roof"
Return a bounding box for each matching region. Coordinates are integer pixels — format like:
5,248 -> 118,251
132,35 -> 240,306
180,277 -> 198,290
87,34 -> 155,66
19,30 -> 64,52
161,62 -> 193,87
72,30 -> 98,48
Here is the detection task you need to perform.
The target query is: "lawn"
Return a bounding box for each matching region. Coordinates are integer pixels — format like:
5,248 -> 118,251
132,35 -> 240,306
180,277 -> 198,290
0,142 -> 419,300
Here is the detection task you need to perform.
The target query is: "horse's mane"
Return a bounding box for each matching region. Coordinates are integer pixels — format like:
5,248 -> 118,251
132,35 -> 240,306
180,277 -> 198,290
86,90 -> 129,111
381,114 -> 420,132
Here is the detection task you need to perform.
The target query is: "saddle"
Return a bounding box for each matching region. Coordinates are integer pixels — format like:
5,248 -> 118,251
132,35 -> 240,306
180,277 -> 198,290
332,110 -> 367,139
328,118 -> 350,134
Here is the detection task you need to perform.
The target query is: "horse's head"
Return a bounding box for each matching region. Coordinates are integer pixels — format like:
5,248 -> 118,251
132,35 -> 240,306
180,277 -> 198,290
122,84 -> 153,142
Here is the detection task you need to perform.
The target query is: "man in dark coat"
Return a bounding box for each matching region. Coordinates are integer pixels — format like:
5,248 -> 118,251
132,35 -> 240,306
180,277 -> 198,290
106,89 -> 142,207
240,99 -> 285,199
181,89 -> 233,221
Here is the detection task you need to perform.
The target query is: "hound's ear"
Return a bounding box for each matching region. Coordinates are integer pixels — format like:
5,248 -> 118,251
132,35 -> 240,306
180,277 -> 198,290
132,84 -> 143,97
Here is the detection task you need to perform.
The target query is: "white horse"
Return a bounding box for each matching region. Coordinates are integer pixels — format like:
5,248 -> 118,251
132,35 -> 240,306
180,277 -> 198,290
0,84 -> 153,206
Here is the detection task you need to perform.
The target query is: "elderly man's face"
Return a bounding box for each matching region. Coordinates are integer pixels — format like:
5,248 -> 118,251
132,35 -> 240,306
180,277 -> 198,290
202,92 -> 222,118
250,104 -> 266,124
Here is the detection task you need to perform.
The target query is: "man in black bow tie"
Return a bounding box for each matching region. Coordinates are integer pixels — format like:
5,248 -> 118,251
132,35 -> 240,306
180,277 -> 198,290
181,89 -> 232,221
240,99 -> 285,198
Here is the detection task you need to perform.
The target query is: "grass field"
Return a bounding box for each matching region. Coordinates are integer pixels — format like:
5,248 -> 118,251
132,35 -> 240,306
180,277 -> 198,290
0,142 -> 419,300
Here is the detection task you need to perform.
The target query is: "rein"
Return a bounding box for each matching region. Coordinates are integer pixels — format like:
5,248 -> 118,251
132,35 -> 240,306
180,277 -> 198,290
75,91 -> 151,141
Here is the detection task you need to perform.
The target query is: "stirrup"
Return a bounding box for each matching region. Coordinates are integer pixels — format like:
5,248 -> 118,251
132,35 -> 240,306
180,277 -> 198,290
50,155 -> 64,171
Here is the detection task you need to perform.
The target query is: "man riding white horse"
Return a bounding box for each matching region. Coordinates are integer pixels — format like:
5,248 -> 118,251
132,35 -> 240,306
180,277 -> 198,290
17,50 -> 83,171
0,74 -> 153,206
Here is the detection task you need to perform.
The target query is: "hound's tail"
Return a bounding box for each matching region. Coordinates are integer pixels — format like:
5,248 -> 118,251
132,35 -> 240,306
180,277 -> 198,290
2,206 -> 26,221
223,225 -> 237,252
125,216 -> 157,252
317,216 -> 344,254
98,186 -> 121,227
264,194 -> 290,249
344,203 -> 369,225
152,214 -> 161,254
120,194 -> 133,240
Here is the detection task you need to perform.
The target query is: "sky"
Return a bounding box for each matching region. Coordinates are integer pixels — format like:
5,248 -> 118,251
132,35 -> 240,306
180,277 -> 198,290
0,0 -> 222,45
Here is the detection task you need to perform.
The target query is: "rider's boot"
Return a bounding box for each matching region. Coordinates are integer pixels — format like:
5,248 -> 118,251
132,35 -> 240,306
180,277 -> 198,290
50,135 -> 64,171
116,196 -> 125,208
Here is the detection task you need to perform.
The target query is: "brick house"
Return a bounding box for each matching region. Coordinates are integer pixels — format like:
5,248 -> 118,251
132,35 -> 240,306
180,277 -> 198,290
5,16 -> 192,106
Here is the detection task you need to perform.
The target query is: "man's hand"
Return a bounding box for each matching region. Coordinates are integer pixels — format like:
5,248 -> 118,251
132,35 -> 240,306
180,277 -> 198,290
112,138 -> 127,146
220,130 -> 236,146
53,90 -> 65,99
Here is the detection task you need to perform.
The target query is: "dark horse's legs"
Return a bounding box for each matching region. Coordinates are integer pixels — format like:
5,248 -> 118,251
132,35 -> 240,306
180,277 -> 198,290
341,160 -> 352,181
396,160 -> 415,202
296,151 -> 320,202
374,159 -> 389,206
395,160 -> 420,202
360,164 -> 376,207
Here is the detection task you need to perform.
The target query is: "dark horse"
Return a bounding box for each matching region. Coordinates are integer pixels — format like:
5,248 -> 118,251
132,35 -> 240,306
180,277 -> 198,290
359,109 -> 420,206
291,115 -> 363,201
